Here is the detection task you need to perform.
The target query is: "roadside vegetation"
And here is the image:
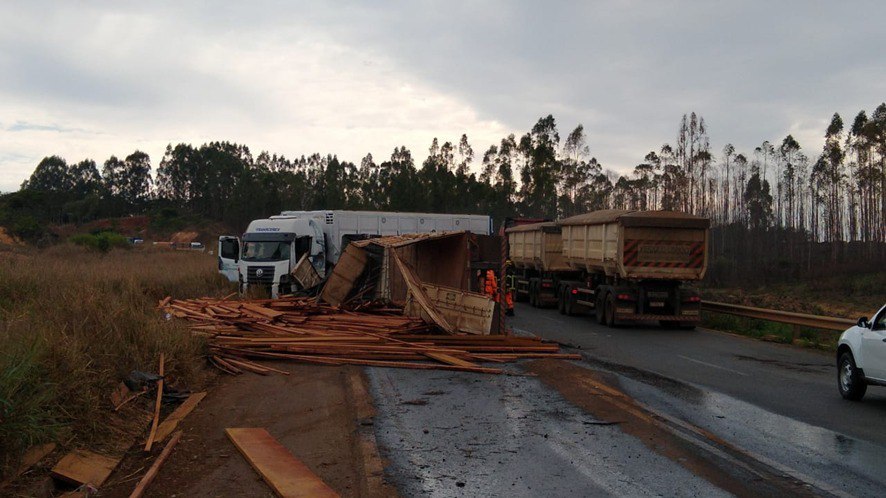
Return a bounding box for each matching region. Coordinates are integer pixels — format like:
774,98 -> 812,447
699,271 -> 885,350
702,313 -> 840,350
0,245 -> 231,474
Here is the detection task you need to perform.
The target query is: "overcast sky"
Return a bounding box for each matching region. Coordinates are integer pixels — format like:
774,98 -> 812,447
1,1 -> 884,192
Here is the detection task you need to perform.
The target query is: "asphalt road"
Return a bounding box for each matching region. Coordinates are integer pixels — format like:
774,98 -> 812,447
509,303 -> 886,496
510,303 -> 886,445
367,366 -> 728,497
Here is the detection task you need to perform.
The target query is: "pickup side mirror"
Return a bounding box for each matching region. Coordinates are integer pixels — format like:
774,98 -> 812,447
857,317 -> 869,328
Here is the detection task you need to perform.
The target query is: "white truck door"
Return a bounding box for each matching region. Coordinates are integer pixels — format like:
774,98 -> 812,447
218,236 -> 241,282
863,308 -> 886,380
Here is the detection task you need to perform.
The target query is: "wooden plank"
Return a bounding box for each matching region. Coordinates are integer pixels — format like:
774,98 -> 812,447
393,253 -> 455,334
225,428 -> 339,498
128,431 -> 182,498
320,244 -> 369,305
242,303 -> 285,319
423,351 -> 481,368
51,450 -> 119,487
291,253 -> 323,289
223,357 -> 271,375
153,392 -> 207,443
144,353 -> 165,452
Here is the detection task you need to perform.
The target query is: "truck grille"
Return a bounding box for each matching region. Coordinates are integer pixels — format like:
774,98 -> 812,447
246,266 -> 275,284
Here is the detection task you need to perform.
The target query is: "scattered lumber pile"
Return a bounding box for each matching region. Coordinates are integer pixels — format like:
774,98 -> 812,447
161,296 -> 578,375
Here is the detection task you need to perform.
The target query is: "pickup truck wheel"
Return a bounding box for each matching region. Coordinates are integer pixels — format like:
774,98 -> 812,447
838,352 -> 867,401
605,293 -> 617,328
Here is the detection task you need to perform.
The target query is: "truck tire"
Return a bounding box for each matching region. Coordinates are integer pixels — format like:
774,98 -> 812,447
516,289 -> 528,303
529,281 -> 538,307
564,286 -> 574,316
838,352 -> 867,401
558,286 -> 566,314
595,291 -> 606,325
605,293 -> 617,328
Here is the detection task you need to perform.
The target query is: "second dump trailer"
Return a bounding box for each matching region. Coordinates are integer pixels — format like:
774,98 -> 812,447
507,209 -> 710,327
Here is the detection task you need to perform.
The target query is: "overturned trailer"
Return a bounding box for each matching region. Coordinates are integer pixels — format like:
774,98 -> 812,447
320,231 -> 506,335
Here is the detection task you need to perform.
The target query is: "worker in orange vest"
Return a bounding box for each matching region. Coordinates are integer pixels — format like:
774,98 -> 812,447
484,269 -> 498,302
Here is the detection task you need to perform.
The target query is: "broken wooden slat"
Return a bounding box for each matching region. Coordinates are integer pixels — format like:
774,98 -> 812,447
51,450 -> 120,488
128,431 -> 183,498
144,353 -> 165,452
153,392 -> 207,443
225,428 -> 339,498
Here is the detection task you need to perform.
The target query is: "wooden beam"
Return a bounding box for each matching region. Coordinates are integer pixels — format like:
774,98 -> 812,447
128,431 -> 182,498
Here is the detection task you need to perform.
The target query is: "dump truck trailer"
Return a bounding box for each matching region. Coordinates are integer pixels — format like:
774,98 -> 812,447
506,209 -> 710,327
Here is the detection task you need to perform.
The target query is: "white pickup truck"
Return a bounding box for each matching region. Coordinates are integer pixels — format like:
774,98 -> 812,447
836,303 -> 886,400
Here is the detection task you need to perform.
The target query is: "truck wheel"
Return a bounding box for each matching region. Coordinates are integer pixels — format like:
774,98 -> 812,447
529,282 -> 537,307
564,287 -> 574,316
558,287 -> 566,314
595,292 -> 606,325
516,288 -> 528,303
605,293 -> 617,328
838,352 -> 867,401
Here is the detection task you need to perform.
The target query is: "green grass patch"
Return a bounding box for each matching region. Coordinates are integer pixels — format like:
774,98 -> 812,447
702,311 -> 839,350
0,245 -> 233,476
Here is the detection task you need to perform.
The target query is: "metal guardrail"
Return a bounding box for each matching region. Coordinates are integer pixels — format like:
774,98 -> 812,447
701,300 -> 856,332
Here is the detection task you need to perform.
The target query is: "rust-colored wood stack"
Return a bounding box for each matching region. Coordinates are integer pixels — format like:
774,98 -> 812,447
161,296 -> 578,375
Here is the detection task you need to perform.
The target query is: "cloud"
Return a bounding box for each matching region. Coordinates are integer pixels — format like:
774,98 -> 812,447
1,1 -> 884,193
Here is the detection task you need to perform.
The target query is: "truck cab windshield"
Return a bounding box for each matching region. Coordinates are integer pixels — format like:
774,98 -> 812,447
242,241 -> 290,262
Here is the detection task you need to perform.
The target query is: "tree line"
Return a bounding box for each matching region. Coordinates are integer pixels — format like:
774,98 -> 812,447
3,108 -> 884,283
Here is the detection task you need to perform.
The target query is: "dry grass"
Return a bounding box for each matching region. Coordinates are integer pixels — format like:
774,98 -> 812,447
0,245 -> 232,473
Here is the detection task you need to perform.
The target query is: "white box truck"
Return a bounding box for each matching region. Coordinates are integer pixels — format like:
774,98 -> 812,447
218,210 -> 492,297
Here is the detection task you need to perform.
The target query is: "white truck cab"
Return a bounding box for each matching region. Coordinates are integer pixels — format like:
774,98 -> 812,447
836,303 -> 886,400
219,210 -> 491,297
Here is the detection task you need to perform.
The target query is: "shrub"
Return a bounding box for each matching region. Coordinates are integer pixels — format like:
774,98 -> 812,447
69,231 -> 130,252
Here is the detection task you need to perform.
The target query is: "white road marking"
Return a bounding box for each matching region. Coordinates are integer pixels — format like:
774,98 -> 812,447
678,355 -> 749,377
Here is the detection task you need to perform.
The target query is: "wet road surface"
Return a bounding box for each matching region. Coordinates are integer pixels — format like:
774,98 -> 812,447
364,303 -> 886,496
367,366 -> 728,497
510,303 -> 886,446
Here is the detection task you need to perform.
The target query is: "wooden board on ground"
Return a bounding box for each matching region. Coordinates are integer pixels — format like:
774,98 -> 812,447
153,392 -> 207,443
225,428 -> 339,498
320,244 -> 368,306
51,450 -> 119,487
